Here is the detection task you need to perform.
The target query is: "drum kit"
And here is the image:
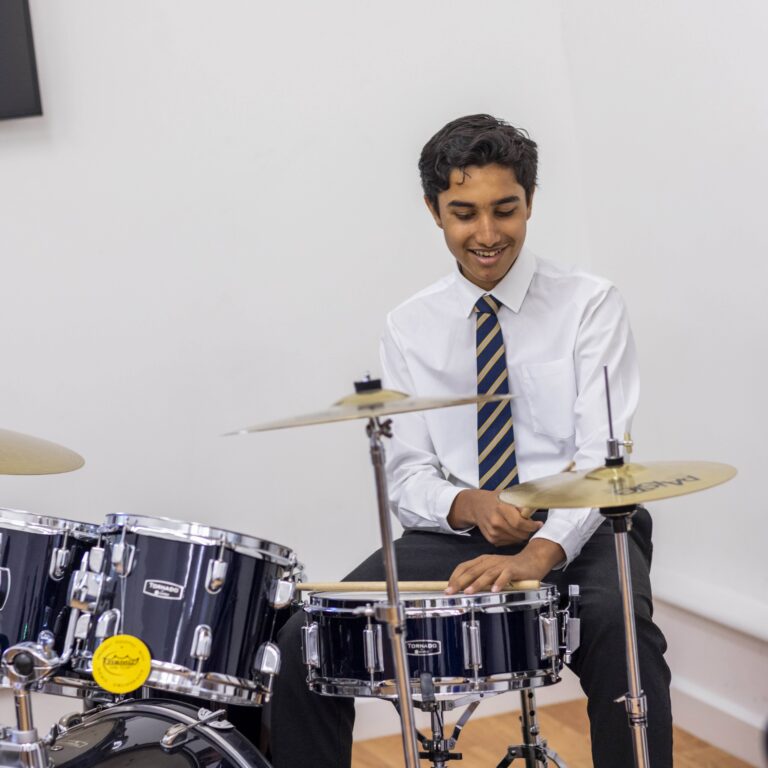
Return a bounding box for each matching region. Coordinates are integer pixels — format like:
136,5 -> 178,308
0,370 -> 736,768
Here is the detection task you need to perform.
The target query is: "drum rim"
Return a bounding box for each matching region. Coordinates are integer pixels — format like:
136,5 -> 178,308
103,513 -> 296,565
306,585 -> 556,613
308,667 -> 560,700
0,507 -> 99,538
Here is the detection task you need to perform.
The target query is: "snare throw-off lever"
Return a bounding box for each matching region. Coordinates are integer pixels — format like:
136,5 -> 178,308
559,584 -> 581,664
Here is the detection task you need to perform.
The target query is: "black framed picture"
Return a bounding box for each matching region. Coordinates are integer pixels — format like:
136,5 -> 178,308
0,0 -> 43,120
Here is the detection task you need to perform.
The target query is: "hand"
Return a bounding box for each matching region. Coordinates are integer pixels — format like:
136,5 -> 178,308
447,489 -> 542,545
445,539 -> 566,595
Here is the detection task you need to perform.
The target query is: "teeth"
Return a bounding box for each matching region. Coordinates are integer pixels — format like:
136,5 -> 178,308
474,248 -> 503,257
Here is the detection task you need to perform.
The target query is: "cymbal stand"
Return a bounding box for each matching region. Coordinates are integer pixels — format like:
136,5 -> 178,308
0,642 -> 59,767
366,414 -> 420,768
496,690 -> 566,768
0,608 -> 81,767
600,366 -> 650,768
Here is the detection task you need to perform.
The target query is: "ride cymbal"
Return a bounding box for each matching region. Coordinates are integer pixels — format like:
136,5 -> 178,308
499,461 -> 737,509
228,388 -> 512,433
0,428 -> 85,475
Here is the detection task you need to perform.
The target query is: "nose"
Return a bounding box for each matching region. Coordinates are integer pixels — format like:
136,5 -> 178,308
475,213 -> 501,248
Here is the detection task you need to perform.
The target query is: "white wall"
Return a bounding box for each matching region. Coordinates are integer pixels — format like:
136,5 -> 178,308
1,0 -> 588,583
561,2 -> 768,763
1,0 -> 766,762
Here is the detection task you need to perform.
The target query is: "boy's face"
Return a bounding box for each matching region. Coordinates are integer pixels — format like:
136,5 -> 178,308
426,163 -> 533,291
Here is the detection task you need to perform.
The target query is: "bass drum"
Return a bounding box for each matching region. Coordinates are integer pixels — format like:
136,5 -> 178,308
48,699 -> 271,767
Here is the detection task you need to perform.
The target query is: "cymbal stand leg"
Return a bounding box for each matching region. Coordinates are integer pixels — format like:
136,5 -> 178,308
367,417 -> 419,768
496,690 -> 567,768
602,506 -> 650,768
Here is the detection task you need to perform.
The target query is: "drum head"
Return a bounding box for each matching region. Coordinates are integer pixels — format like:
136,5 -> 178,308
48,700 -> 270,768
308,585 -> 555,615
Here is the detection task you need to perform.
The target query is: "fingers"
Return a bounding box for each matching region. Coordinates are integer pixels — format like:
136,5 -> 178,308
446,556 -> 515,595
484,504 -> 544,545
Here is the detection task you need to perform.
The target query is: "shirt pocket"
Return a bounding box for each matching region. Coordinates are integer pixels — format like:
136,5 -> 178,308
520,357 -> 577,440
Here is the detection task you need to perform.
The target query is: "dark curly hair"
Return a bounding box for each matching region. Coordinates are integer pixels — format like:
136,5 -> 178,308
419,114 -> 538,211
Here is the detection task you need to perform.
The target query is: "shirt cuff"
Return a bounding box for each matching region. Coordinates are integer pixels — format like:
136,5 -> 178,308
530,508 -> 598,568
434,484 -> 472,535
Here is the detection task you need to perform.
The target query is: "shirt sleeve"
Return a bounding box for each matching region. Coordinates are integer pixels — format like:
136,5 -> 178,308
530,284 -> 640,565
380,315 -> 467,534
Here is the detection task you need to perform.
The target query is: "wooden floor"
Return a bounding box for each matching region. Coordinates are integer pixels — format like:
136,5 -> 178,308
352,699 -> 753,767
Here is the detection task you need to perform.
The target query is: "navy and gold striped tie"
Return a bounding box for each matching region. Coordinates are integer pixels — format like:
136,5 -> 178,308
475,294 -> 518,490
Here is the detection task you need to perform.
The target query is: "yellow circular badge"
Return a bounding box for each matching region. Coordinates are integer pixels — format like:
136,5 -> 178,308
92,634 -> 152,694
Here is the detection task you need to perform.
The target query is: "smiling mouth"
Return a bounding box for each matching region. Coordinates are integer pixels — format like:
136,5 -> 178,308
469,245 -> 508,262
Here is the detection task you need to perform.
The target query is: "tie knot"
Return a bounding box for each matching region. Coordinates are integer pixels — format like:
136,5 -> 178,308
475,294 -> 500,315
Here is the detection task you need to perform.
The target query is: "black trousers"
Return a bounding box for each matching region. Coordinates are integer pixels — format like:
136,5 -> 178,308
270,511 -> 673,768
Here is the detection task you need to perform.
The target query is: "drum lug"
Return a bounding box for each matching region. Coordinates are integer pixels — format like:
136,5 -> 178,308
268,578 -> 295,609
301,623 -> 319,668
0,566 -> 9,611
68,568 -> 106,613
363,622 -> 384,673
255,641 -> 281,676
205,558 -> 228,594
36,631 -> 55,654
255,641 -> 281,699
538,615 -> 559,659
88,546 -> 106,574
191,625 -> 213,669
95,609 -> 121,641
462,620 -> 482,671
48,547 -> 71,581
73,613 -> 91,640
110,542 -> 135,577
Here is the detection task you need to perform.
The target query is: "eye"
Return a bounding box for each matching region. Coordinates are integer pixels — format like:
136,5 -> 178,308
496,208 -> 517,218
453,212 -> 475,221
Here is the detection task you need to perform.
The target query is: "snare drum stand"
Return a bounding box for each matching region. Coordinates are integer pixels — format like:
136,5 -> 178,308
366,412 -> 420,768
496,690 -> 566,768
408,672 -> 482,767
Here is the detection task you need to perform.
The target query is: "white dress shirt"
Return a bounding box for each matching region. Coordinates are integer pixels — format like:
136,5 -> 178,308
380,248 -> 639,566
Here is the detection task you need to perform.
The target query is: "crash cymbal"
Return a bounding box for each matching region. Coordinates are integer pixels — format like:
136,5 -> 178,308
0,428 -> 85,475
228,387 -> 512,433
499,461 -> 737,509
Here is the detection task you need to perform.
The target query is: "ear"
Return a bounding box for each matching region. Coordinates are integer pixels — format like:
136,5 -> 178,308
424,195 -> 443,229
525,189 -> 535,221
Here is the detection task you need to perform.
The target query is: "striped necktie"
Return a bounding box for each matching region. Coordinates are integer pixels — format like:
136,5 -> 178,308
475,294 -> 518,490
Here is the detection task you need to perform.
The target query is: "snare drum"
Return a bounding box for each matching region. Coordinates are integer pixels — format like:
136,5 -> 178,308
303,586 -> 565,700
0,508 -> 98,659
67,514 -> 299,705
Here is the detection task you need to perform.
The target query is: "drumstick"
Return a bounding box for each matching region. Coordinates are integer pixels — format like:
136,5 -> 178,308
513,460 -> 576,519
295,580 -> 541,592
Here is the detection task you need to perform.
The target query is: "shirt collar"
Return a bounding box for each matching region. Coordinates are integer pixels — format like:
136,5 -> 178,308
452,247 -> 537,317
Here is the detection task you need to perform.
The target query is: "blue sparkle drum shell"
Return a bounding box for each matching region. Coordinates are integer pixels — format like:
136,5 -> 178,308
68,514 -> 298,706
0,508 -> 98,659
303,586 -> 562,700
47,699 -> 272,767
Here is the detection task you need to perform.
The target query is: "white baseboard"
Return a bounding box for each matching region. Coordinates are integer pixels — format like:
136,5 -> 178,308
670,677 -> 764,767
653,599 -> 768,767
353,665 -> 584,742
